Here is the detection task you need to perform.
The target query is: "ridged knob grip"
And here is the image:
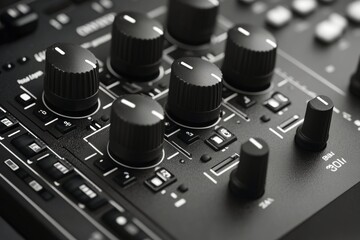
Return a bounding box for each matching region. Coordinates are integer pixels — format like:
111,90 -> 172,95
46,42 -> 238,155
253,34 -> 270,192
110,11 -> 164,79
166,57 -> 223,127
167,0 -> 219,45
108,94 -> 165,168
222,24 -> 277,92
44,43 -> 99,114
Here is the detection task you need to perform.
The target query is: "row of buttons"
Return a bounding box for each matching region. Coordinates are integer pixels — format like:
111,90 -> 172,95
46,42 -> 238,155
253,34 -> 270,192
4,159 -> 54,201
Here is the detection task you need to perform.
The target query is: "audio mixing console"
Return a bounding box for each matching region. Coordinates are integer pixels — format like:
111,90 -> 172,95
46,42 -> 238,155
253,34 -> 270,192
0,0 -> 360,239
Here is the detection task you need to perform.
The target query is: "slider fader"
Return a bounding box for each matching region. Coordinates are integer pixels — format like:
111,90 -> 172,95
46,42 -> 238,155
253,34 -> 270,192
1,0 -> 360,239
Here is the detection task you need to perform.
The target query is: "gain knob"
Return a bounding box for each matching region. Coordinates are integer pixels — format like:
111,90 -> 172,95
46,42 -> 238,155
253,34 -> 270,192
108,94 -> 165,168
222,24 -> 277,92
44,43 -> 99,117
229,138 -> 269,199
110,11 -> 164,80
166,0 -> 219,45
295,95 -> 334,151
166,57 -> 223,128
350,56 -> 360,97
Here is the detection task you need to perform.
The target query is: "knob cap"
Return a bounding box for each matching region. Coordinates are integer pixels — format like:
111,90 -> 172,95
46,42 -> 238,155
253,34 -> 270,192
167,0 -> 219,45
108,94 -> 165,168
44,43 -> 99,115
110,11 -> 164,79
350,56 -> 360,97
229,138 -> 269,199
295,95 -> 333,151
166,57 -> 223,127
222,24 -> 277,92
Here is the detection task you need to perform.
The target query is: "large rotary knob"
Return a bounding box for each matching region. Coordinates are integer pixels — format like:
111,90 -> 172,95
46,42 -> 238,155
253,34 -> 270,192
166,0 -> 219,45
108,94 -> 165,168
222,24 -> 277,92
166,57 -> 223,127
110,11 -> 164,80
229,138 -> 269,199
295,95 -> 333,151
44,43 -> 99,116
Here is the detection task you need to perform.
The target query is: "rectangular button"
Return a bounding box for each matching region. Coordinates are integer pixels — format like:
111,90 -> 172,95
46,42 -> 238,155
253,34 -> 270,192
113,171 -> 136,188
264,92 -> 291,113
37,155 -> 73,180
177,130 -> 199,144
0,114 -> 19,134
15,93 -> 35,107
11,134 -> 46,158
206,127 -> 237,151
145,168 -> 176,192
4,159 -> 19,171
55,120 -> 76,134
33,107 -> 54,122
28,179 -> 43,192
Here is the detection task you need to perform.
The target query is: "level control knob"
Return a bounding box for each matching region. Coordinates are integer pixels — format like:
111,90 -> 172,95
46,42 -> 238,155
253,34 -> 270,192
222,24 -> 277,92
110,11 -> 164,79
295,95 -> 334,151
166,0 -> 219,45
166,57 -> 223,127
108,94 -> 165,168
350,56 -> 360,97
229,138 -> 269,199
44,43 -> 99,116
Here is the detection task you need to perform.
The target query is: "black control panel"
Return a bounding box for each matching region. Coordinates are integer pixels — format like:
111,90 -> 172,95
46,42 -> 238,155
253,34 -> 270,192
0,0 -> 360,239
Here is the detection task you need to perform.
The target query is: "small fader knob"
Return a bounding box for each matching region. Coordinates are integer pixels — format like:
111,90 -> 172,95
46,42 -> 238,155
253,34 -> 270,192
166,0 -> 219,45
229,138 -> 269,199
350,56 -> 360,97
44,43 -> 99,115
110,11 -> 165,79
295,95 -> 334,151
108,94 -> 165,168
222,24 -> 277,92
166,57 -> 223,127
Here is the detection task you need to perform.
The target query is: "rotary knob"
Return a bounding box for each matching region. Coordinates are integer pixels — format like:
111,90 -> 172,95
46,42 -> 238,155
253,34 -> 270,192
108,94 -> 165,168
110,11 -> 164,79
350,56 -> 360,97
166,57 -> 223,127
166,0 -> 219,45
44,43 -> 99,116
295,95 -> 334,151
222,24 -> 277,92
229,138 -> 269,199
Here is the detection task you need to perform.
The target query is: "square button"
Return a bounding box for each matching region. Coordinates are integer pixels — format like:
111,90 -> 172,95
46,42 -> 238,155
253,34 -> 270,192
113,171 -> 136,188
150,177 -> 163,187
177,130 -> 199,144
33,107 -> 54,122
11,134 -> 46,158
55,120 -> 76,134
16,93 -> 35,107
238,95 -> 256,108
0,114 -> 18,133
264,92 -> 291,113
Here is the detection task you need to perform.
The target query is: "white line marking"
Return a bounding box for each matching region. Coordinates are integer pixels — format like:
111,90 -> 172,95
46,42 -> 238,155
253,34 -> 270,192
106,81 -> 120,89
180,61 -> 193,70
210,160 -> 239,176
316,96 -> 329,106
167,152 -> 179,160
277,79 -> 288,87
88,142 -> 104,156
278,119 -> 304,133
238,27 -> 250,36
85,59 -> 97,68
7,130 -> 20,137
24,103 -> 36,110
99,86 -> 116,100
20,86 -> 37,100
152,89 -> 169,100
174,198 -> 186,208
223,113 -> 235,122
269,128 -> 283,139
55,47 -> 65,55
278,49 -> 346,96
44,118 -> 58,126
333,107 -> 340,114
83,124 -> 110,140
153,26 -> 163,35
151,110 -> 164,120
37,153 -> 50,161
121,99 -> 136,108
132,218 -> 162,240
266,39 -> 277,48
249,138 -> 263,149
123,15 -> 136,23
211,73 -> 222,82
85,153 -> 97,161
170,192 -> 178,199
102,103 -> 112,110
203,172 -> 217,184
89,125 -> 97,132
165,128 -> 180,138
103,167 -> 118,177
223,93 -> 238,102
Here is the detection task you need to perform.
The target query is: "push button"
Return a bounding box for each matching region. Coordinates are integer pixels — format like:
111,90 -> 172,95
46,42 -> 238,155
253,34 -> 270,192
63,176 -> 107,210
16,93 -> 35,107
0,114 -> 18,134
113,171 -> 136,187
145,168 -> 176,192
264,92 -> 291,113
177,130 -> 199,144
238,95 -> 256,108
33,107 -> 54,122
94,158 -> 116,173
55,120 -> 76,134
11,134 -> 46,158
164,120 -> 178,135
37,155 -> 73,180
206,127 -> 237,151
